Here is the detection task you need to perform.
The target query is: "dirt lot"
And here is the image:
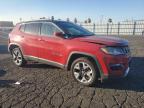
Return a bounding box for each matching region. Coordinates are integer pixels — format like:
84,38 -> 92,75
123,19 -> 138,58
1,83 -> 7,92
0,36 -> 144,108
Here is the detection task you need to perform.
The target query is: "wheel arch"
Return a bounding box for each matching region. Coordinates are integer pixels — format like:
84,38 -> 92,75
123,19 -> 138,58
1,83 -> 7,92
8,43 -> 23,54
66,51 -> 103,78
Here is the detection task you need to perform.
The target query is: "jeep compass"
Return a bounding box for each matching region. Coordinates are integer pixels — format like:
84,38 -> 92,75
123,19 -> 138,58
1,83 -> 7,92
8,20 -> 131,86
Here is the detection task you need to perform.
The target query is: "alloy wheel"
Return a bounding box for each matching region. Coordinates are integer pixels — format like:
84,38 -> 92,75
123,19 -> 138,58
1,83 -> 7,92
12,48 -> 23,66
73,62 -> 93,83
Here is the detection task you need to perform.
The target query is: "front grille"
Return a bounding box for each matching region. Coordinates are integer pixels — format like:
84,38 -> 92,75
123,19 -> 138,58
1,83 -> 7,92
121,46 -> 130,55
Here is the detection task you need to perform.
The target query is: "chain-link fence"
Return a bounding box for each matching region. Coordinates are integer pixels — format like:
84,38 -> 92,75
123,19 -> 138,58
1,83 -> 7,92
0,27 -> 13,38
81,20 -> 144,36
0,21 -> 14,38
0,31 -> 9,39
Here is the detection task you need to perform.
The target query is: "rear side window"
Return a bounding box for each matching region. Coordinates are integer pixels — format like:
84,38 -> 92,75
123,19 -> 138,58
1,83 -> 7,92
41,23 -> 61,36
25,23 -> 41,35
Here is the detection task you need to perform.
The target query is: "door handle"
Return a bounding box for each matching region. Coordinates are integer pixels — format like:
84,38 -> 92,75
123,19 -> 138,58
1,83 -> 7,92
20,35 -> 24,38
38,38 -> 43,41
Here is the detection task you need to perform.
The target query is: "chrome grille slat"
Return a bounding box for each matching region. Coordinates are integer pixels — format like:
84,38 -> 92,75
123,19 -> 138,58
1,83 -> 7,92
120,47 -> 130,55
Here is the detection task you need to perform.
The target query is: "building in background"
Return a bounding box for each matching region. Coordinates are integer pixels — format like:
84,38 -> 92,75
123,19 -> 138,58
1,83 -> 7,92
0,21 -> 14,36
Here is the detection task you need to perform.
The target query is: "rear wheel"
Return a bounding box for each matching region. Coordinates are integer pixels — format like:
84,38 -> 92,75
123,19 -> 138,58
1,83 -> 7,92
11,47 -> 26,66
71,57 -> 98,86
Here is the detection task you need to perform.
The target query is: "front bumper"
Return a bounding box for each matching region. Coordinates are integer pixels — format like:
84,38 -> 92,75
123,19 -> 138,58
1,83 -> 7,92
99,55 -> 131,80
100,66 -> 130,83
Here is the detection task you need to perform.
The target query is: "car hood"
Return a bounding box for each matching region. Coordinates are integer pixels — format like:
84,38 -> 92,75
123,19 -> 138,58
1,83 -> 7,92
73,35 -> 128,46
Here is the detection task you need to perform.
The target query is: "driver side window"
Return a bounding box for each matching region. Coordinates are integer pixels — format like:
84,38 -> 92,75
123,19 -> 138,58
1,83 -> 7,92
41,23 -> 60,36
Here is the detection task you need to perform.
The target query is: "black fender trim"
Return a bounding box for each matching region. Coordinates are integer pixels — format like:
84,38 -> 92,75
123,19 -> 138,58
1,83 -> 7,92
65,51 -> 106,80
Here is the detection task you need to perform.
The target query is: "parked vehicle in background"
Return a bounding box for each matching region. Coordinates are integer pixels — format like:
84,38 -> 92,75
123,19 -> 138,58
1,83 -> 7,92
8,20 -> 131,86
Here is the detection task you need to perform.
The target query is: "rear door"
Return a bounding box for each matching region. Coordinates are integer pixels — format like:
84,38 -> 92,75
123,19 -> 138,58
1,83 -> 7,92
21,23 -> 41,58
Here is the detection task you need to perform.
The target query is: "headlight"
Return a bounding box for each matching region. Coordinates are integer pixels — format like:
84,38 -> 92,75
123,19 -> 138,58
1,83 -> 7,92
101,47 -> 124,55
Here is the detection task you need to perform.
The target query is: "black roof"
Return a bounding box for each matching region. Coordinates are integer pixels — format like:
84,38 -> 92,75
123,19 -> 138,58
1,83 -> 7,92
19,20 -> 67,24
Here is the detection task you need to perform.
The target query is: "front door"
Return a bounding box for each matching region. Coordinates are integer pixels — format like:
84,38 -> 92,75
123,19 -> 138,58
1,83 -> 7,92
38,22 -> 65,65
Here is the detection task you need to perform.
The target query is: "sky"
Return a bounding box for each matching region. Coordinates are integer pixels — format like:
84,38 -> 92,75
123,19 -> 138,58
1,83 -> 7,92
0,0 -> 144,24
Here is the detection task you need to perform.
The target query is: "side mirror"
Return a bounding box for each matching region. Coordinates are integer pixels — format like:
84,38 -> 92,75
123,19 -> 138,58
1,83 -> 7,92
54,32 -> 64,38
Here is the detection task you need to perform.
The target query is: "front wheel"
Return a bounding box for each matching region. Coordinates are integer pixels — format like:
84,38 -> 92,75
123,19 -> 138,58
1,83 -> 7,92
11,47 -> 26,67
71,57 -> 98,86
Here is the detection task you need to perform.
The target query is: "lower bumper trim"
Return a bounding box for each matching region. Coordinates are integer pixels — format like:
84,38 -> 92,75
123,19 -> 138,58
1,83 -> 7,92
124,67 -> 130,77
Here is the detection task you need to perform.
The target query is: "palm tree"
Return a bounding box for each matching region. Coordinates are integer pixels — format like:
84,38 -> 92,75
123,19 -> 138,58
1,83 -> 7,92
67,18 -> 70,22
84,20 -> 87,24
108,18 -> 113,34
88,18 -> 92,23
74,18 -> 77,23
51,16 -> 54,21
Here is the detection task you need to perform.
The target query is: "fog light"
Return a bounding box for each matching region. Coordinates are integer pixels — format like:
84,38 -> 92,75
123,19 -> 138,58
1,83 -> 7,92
110,64 -> 124,70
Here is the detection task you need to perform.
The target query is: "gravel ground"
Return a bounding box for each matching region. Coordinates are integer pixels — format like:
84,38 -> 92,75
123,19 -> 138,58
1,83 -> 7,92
0,36 -> 144,108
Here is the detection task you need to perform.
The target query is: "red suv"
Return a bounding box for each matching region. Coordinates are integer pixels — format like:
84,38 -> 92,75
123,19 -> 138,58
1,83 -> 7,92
8,20 -> 131,86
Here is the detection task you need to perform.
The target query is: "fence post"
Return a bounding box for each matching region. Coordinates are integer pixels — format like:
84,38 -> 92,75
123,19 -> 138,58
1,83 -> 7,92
93,23 -> 95,33
118,22 -> 120,36
107,23 -> 109,36
133,22 -> 136,35
142,31 -> 144,36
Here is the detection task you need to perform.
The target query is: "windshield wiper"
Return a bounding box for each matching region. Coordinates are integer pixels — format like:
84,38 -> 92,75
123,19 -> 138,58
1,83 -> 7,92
75,34 -> 94,37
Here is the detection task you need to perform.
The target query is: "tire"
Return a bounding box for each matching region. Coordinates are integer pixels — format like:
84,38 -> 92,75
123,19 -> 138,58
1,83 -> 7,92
11,47 -> 26,67
71,57 -> 98,86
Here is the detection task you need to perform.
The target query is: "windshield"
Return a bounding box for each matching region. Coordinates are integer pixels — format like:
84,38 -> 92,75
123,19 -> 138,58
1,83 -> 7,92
54,21 -> 94,38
